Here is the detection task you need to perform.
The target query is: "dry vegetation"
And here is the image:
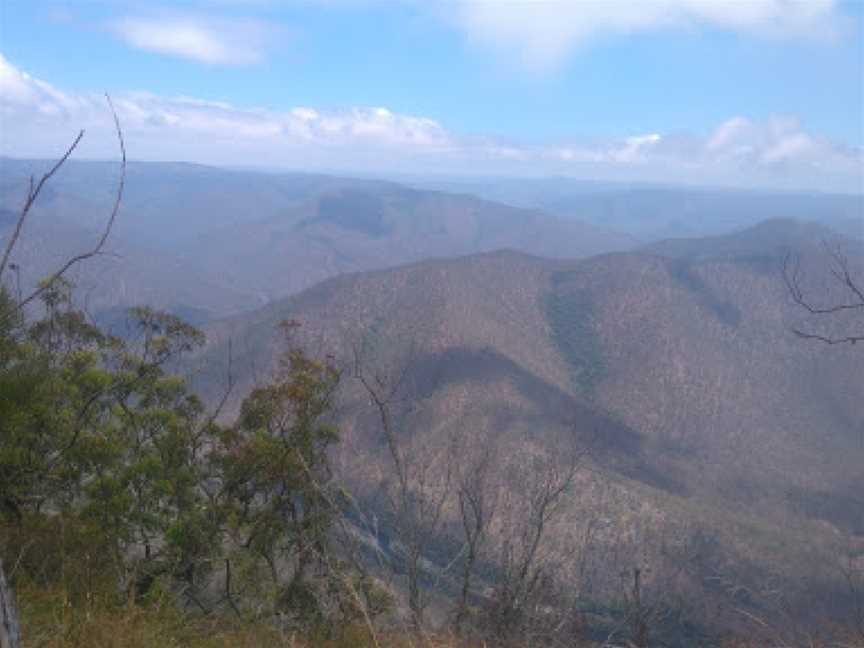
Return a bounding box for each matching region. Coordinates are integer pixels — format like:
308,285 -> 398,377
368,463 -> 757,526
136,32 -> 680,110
3,121 -> 863,648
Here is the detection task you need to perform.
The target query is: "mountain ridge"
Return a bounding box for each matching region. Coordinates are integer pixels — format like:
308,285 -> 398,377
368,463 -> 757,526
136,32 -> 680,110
187,221 -> 863,633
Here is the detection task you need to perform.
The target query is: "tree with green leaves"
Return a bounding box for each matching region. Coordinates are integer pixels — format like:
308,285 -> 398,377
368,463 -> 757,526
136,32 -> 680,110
0,277 -> 220,602
0,108 -> 382,645
211,321 -> 347,631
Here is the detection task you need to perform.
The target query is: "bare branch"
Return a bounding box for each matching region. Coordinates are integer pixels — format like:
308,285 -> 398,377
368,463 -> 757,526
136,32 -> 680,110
783,248 -> 864,346
783,252 -> 864,316
201,337 -> 235,431
826,243 -> 864,306
0,130 -> 85,282
352,340 -> 459,632
791,328 -> 864,346
19,94 -> 126,309
353,342 -> 409,494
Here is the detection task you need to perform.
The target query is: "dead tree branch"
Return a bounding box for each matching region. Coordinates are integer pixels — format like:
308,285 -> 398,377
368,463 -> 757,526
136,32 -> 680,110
783,246 -> 864,345
352,340 -> 455,632
0,132 -> 85,283
8,94 -> 126,310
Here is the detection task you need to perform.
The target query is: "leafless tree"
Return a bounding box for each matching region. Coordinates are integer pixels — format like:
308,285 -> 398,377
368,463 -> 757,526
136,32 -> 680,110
783,244 -> 864,345
614,566 -> 667,648
453,431 -> 500,632
352,342 -> 457,632
783,243 -> 864,643
488,434 -> 586,643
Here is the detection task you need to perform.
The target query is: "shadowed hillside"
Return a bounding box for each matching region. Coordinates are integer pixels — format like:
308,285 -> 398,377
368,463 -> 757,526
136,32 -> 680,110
192,220 -> 863,637
192,184 -> 636,300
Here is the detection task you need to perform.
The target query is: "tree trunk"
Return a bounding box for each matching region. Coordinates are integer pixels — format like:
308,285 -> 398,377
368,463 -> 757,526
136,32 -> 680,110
0,560 -> 20,648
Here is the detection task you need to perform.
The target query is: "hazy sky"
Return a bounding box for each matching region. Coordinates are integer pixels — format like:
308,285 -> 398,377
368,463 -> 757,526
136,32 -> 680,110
1,0 -> 862,192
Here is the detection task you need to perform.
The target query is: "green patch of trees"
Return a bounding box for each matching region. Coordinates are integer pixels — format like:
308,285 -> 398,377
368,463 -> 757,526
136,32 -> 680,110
0,278 -> 383,642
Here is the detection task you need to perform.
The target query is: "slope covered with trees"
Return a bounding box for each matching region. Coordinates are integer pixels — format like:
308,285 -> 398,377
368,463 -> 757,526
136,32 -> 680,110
194,221 -> 864,643
1,144 -> 861,646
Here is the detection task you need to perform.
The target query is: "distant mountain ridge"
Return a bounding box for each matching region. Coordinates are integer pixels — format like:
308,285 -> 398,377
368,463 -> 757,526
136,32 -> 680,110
0,158 -> 636,316
0,158 -> 396,248
645,217 -> 856,261
410,176 -> 864,240
192,182 -> 638,301
0,214 -> 263,322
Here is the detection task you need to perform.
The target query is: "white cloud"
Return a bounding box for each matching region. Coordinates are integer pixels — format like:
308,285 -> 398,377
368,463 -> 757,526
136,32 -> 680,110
0,54 -> 453,158
111,15 -> 273,64
0,54 -> 859,192
0,53 -> 86,117
610,133 -> 663,163
100,93 -> 453,149
540,134 -> 662,164
452,0 -> 842,69
702,115 -> 853,171
706,116 -> 755,154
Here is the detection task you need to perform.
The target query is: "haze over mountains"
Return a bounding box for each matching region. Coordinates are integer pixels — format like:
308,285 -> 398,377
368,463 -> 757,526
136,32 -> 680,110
2,155 -> 863,639
3,0 -> 862,643
1,157 -> 860,322
410,176 -> 864,241
1,158 -> 636,318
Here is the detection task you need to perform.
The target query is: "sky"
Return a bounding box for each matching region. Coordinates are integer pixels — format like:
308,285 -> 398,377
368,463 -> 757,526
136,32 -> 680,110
0,0 -> 862,192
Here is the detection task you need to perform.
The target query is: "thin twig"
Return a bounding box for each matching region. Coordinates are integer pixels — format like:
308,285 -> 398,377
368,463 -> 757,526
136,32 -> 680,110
19,94 -> 126,309
0,130 -> 85,282
783,249 -> 864,345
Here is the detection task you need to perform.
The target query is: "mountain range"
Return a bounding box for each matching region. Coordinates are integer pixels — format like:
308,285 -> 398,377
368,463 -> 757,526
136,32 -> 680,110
192,217 -> 864,635
3,156 -> 862,637
409,176 -> 864,241
0,158 -> 634,318
4,159 -> 861,323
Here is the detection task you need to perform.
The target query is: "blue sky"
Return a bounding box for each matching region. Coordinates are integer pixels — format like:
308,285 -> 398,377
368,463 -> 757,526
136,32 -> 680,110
1,0 -> 862,191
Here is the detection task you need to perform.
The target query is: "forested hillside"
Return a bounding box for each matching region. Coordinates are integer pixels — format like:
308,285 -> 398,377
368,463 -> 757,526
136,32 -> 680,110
193,221 -> 864,643
3,1 -> 862,644
1,154 -> 862,648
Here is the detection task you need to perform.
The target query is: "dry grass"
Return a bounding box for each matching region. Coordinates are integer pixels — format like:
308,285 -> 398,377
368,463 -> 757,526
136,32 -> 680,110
15,583 -> 498,648
18,582 -> 862,647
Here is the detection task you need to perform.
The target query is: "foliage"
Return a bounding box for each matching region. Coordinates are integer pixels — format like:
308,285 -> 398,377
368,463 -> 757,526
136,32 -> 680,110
0,283 -> 378,643
0,283 -> 217,602
212,328 -> 347,631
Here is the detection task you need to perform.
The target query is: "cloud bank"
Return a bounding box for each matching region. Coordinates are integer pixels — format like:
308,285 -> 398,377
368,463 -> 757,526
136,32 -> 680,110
0,54 -> 860,192
452,0 -> 843,69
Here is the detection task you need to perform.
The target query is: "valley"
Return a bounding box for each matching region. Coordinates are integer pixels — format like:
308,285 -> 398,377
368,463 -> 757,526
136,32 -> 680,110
1,143 -> 862,648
